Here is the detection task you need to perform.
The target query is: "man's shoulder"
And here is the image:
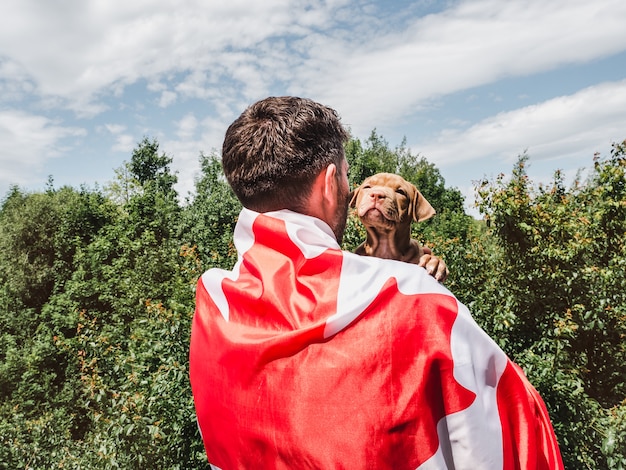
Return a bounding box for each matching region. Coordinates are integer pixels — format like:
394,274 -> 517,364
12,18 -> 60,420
340,250 -> 449,296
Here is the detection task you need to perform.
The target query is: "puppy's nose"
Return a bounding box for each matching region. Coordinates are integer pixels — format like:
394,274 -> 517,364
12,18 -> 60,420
368,188 -> 386,200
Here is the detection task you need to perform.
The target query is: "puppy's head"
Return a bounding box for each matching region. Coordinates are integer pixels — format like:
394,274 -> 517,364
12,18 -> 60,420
349,173 -> 435,230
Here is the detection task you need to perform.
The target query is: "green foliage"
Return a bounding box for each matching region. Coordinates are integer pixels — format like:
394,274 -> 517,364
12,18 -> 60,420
0,140 -> 207,469
345,130 -> 398,185
0,184 -> 120,468
470,142 -> 626,469
179,152 -> 241,270
105,161 -> 142,205
0,185 -> 112,310
129,137 -> 177,191
1,133 -> 625,469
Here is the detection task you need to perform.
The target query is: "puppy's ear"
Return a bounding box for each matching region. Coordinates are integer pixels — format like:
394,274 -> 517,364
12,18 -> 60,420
349,188 -> 359,208
412,188 -> 436,222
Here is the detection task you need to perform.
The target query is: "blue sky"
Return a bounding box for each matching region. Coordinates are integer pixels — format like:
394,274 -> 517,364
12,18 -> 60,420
2,0 -> 625,217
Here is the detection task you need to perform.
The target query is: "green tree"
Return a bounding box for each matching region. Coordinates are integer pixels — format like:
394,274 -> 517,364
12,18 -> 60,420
52,139 -> 206,468
345,130 -> 398,186
105,161 -> 142,205
3,128 -> 623,469
470,143 -> 626,469
0,137 -> 208,468
129,137 -> 177,190
180,152 -> 241,271
0,184 -> 117,467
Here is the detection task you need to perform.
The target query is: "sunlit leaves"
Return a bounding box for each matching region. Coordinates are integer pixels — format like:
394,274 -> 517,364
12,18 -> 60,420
1,135 -> 625,469
473,142 -> 626,468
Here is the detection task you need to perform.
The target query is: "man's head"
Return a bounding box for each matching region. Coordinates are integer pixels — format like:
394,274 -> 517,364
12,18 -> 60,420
222,96 -> 350,214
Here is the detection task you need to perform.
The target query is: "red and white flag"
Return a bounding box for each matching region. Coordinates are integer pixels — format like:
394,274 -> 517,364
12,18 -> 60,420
190,209 -> 564,469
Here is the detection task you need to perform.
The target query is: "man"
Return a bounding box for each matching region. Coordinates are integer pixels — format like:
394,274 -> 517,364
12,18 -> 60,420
189,96 -> 564,469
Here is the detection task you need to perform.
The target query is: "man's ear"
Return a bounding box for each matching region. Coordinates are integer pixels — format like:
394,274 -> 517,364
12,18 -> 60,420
322,163 -> 337,202
412,188 -> 436,222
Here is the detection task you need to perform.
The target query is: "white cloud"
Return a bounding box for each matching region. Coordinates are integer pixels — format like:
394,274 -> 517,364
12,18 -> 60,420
159,90 -> 177,108
415,79 -> 626,166
3,0 -> 624,127
176,114 -> 198,140
112,134 -> 136,153
1,0 -> 625,202
0,110 -> 85,188
104,123 -> 126,134
0,0 -> 341,113
295,0 -> 626,134
163,115 -> 227,200
100,123 -> 134,153
411,79 -> 626,218
0,58 -> 36,101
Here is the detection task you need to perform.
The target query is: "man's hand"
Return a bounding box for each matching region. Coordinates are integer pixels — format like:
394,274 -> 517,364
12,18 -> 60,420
418,246 -> 449,283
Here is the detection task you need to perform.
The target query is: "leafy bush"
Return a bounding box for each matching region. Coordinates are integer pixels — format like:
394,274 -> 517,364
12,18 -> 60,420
466,142 -> 626,469
0,135 -> 624,468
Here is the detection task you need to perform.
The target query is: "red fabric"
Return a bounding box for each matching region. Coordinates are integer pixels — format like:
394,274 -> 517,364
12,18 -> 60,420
497,362 -> 565,470
189,210 -> 564,469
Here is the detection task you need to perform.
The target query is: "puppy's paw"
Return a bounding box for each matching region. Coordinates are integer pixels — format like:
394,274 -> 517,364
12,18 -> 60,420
418,248 -> 448,283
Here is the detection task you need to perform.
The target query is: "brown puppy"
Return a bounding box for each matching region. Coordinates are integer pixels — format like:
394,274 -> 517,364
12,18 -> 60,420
350,173 -> 447,281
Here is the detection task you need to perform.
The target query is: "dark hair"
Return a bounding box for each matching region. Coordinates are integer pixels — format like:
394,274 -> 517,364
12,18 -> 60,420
221,96 -> 349,212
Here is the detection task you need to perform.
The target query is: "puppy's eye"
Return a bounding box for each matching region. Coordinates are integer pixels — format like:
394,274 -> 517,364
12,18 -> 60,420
395,188 -> 407,196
